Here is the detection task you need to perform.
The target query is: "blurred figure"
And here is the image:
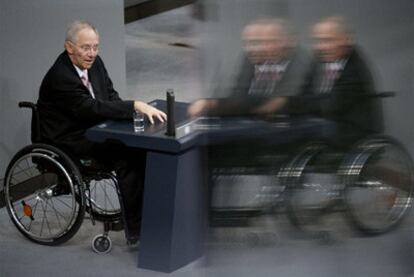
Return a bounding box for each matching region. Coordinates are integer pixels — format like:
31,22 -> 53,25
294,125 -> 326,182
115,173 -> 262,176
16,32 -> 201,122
188,18 -> 309,118
192,19 -> 312,230
302,16 -> 383,143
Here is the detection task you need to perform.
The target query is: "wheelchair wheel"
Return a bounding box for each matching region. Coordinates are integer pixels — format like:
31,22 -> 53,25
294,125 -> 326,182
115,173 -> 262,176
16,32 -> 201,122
92,234 -> 112,254
285,142 -> 343,232
84,172 -> 122,222
3,144 -> 85,245
341,136 -> 414,234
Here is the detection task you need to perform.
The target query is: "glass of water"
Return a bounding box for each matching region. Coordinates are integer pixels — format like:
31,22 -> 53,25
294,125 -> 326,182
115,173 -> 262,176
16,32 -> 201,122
133,111 -> 145,132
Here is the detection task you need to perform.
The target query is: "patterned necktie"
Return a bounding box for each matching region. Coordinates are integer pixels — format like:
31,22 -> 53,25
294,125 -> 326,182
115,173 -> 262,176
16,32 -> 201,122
81,74 -> 95,99
249,63 -> 284,96
319,64 -> 338,93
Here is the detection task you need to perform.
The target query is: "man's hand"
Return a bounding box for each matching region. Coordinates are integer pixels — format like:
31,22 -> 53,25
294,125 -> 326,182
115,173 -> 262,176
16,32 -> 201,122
187,99 -> 217,118
134,101 -> 167,124
252,97 -> 287,118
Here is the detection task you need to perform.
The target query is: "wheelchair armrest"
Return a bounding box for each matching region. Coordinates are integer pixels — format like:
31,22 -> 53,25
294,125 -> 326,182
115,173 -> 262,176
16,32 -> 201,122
371,91 -> 396,98
19,101 -> 37,109
18,101 -> 42,143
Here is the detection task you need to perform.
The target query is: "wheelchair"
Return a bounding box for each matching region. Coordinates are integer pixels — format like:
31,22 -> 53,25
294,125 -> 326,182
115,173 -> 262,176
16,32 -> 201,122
285,134 -> 414,236
3,102 -> 124,253
208,98 -> 414,237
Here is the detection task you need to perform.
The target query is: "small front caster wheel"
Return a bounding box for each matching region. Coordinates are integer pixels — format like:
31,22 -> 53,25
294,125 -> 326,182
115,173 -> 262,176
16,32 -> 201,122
92,234 -> 112,254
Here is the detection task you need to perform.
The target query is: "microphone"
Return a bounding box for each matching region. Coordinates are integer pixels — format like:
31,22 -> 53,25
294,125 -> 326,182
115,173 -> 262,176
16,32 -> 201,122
166,89 -> 176,136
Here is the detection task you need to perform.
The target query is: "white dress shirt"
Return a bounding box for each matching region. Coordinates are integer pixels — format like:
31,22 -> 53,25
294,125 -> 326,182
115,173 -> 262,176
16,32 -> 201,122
74,65 -> 95,99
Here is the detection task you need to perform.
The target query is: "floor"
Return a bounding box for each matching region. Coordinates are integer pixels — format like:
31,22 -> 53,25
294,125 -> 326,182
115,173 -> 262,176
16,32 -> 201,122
125,5 -> 202,103
1,5 -> 414,277
1,203 -> 414,277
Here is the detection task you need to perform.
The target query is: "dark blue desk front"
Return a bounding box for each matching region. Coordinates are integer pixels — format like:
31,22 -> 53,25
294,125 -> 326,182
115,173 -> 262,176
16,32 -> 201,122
86,100 -> 333,273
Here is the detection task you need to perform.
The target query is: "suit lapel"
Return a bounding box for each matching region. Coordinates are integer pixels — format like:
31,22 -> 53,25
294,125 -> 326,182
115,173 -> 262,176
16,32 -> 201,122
88,65 -> 101,100
62,51 -> 82,83
62,51 -> 98,98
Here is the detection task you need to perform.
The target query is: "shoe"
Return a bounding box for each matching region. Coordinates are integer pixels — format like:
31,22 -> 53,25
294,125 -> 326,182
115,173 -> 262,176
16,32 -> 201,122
125,222 -> 140,247
126,235 -> 140,248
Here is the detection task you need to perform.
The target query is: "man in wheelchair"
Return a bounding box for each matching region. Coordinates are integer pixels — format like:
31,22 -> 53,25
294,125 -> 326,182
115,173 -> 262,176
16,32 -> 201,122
301,15 -> 383,145
285,16 -> 414,236
188,17 -> 309,118
36,20 -> 167,244
187,16 -> 412,236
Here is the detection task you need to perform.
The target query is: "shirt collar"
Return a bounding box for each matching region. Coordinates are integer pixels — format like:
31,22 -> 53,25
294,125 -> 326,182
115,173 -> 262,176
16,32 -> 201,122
256,60 -> 290,73
73,65 -> 88,79
324,59 -> 347,71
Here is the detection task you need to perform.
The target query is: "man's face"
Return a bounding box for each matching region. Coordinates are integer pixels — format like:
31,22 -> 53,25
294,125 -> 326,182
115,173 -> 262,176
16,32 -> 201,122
243,23 -> 290,64
312,21 -> 350,62
65,28 -> 99,70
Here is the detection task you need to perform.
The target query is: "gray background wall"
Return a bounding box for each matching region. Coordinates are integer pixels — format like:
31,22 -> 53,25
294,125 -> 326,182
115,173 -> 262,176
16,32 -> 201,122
0,1 -> 5,182
0,0 -> 127,182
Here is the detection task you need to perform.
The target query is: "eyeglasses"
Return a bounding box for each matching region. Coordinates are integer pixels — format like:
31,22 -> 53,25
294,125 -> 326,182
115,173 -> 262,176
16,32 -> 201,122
69,41 -> 99,53
79,44 -> 99,52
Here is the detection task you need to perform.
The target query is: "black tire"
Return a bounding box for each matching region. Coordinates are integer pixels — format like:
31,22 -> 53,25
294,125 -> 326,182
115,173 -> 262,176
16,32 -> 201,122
341,136 -> 414,235
3,144 -> 85,245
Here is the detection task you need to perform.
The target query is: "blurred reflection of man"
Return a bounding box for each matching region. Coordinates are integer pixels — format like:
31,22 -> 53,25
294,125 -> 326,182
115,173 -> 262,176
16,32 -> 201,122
303,16 -> 383,142
188,18 -> 309,118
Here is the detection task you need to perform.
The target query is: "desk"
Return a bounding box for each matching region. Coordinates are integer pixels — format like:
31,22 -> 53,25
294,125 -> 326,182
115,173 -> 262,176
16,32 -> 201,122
86,100 -> 334,272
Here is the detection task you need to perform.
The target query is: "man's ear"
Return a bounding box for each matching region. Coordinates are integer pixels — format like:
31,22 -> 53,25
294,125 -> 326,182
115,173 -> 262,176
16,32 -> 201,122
65,41 -> 74,54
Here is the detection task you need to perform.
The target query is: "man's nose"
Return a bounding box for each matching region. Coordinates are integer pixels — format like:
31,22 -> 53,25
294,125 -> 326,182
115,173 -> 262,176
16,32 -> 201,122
88,51 -> 97,58
315,42 -> 326,52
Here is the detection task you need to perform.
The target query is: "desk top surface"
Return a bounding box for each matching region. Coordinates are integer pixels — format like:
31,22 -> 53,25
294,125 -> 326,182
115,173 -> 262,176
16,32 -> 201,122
86,100 -> 333,153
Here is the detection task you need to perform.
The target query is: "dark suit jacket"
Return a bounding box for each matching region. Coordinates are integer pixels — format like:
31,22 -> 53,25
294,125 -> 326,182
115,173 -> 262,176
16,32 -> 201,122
302,47 -> 383,140
213,47 -> 309,116
37,51 -> 134,156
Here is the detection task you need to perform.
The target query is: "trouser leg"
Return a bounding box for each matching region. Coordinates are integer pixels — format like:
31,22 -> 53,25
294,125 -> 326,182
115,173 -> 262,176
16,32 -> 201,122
114,154 -> 146,238
71,141 -> 147,239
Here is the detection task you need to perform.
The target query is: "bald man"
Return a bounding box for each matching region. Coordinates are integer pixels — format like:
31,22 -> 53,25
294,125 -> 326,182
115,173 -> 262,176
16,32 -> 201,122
188,18 -> 309,118
302,16 -> 383,143
38,20 -> 166,244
